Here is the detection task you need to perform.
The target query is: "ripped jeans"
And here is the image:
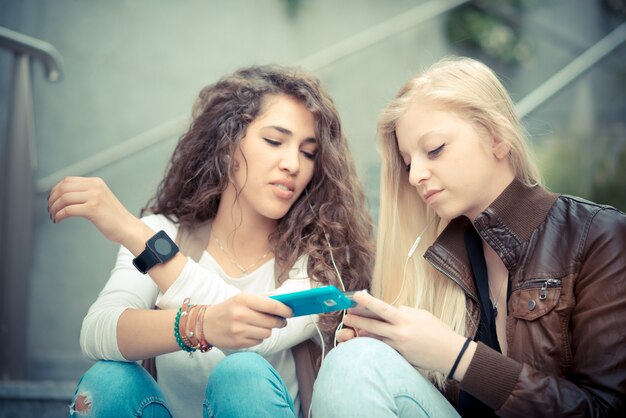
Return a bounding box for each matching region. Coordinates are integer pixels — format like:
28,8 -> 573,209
69,353 -> 296,418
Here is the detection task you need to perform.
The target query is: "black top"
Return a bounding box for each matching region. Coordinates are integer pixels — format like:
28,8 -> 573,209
457,228 -> 510,417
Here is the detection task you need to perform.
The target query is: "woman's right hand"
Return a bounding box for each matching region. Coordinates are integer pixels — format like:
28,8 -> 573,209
48,176 -> 145,247
203,293 -> 293,349
335,327 -> 357,344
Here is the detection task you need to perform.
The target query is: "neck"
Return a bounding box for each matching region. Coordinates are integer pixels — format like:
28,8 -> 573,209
211,190 -> 277,256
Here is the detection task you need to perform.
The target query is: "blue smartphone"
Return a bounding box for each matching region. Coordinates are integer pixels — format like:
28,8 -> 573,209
270,285 -> 356,317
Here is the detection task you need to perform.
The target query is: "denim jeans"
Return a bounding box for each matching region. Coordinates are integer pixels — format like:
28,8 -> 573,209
311,337 -> 461,418
69,353 -> 296,418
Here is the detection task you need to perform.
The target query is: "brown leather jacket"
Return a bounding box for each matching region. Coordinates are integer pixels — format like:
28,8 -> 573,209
427,180 -> 626,417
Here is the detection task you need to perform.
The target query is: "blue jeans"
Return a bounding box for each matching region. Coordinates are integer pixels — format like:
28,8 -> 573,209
311,338 -> 461,418
69,353 -> 296,418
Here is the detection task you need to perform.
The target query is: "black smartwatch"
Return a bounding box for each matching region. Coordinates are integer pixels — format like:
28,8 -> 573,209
132,230 -> 179,274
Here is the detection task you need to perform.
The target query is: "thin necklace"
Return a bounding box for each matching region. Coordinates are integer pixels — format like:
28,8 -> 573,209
213,235 -> 271,277
489,277 -> 507,317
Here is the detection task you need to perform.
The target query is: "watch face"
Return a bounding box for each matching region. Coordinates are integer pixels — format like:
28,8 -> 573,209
154,237 -> 173,256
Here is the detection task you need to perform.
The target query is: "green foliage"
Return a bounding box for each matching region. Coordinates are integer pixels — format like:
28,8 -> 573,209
445,0 -> 535,64
536,125 -> 626,211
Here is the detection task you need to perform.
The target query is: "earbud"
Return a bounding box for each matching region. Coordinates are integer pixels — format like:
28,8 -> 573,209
407,217 -> 436,258
407,236 -> 422,258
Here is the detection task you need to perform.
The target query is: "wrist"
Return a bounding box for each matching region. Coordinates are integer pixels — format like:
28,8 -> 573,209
122,220 -> 156,256
449,338 -> 477,381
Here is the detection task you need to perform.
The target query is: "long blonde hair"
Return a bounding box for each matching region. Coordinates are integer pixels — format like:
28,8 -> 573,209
373,57 -> 542,387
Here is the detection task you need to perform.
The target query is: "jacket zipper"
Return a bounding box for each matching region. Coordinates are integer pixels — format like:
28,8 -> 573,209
424,254 -> 479,304
517,278 -> 562,301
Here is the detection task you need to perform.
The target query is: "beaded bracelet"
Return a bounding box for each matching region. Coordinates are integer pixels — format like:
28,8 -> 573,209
174,306 -> 196,353
175,298 -> 197,354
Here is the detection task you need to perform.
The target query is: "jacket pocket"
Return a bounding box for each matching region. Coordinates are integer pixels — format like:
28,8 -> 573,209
510,279 -> 562,321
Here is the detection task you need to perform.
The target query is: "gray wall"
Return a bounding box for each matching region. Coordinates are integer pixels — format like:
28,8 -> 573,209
1,0 -> 624,382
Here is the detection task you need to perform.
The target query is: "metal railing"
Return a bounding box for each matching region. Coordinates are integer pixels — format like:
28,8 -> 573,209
34,0 -> 470,193
0,26 -> 63,380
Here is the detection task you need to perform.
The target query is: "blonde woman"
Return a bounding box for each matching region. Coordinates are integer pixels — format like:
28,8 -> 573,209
312,57 -> 626,417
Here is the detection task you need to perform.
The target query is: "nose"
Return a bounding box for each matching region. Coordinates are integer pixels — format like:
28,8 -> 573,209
279,145 -> 300,175
407,159 -> 430,187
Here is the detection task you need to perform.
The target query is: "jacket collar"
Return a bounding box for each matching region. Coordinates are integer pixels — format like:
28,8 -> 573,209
424,179 -> 559,296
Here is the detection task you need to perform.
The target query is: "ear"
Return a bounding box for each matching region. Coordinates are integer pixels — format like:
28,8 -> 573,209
491,135 -> 510,160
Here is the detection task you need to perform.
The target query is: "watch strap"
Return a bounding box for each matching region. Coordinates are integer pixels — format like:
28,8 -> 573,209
132,246 -> 160,274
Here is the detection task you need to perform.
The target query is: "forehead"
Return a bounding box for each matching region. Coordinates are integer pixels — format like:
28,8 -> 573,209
251,94 -> 318,142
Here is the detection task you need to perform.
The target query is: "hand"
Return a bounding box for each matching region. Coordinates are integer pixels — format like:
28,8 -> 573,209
335,326 -> 356,344
343,291 -> 470,375
48,176 -> 143,246
203,293 -> 293,349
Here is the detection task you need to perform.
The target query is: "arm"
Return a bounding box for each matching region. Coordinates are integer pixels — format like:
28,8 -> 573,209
48,176 -> 194,294
80,242 -> 291,361
462,208 -> 626,416
54,177 -> 291,360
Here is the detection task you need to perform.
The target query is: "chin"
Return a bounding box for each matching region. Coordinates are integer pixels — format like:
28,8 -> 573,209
432,206 -> 464,221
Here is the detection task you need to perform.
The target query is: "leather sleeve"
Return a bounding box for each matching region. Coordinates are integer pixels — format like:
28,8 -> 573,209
461,207 -> 626,417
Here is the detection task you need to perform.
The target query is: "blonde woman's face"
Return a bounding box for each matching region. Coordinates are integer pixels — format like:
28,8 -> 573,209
395,101 -> 514,221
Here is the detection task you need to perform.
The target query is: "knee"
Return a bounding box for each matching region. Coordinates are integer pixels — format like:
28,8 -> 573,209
323,337 -> 392,371
211,352 -> 271,382
207,352 -> 273,393
315,338 -> 396,391
70,361 -> 157,415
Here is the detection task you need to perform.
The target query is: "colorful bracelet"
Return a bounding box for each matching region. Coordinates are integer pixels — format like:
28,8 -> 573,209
175,298 -> 197,354
197,305 -> 213,353
447,337 -> 471,380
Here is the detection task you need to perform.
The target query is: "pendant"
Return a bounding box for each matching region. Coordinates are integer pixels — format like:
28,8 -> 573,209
493,304 -> 498,317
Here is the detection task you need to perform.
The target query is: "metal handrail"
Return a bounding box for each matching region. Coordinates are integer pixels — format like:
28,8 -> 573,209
34,0 -> 469,193
516,22 -> 626,119
0,26 -> 63,82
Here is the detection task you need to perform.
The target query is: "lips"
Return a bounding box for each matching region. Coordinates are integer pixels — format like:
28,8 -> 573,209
270,179 -> 295,199
423,189 -> 442,202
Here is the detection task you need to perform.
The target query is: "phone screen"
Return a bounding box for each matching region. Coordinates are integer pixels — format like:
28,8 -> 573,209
270,285 -> 356,317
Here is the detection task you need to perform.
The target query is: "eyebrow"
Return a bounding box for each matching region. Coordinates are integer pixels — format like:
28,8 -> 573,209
397,129 -> 440,156
263,125 -> 317,143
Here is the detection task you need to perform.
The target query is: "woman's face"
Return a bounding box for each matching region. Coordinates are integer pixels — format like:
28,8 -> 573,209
228,94 -> 318,223
395,100 -> 514,221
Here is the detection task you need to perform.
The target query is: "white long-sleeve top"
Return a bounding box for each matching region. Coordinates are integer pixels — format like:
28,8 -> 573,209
80,214 -> 317,418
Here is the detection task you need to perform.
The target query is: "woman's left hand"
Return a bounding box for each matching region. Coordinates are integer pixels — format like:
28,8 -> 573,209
47,176 -> 143,247
344,291 -> 469,376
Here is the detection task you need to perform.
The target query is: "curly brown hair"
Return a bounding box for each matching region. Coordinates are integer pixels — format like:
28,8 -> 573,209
143,65 -> 374,338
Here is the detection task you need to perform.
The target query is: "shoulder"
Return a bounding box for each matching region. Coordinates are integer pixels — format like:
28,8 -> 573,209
551,195 -> 626,258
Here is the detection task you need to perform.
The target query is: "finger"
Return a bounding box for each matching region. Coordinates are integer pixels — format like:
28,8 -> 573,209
246,294 -> 294,318
355,329 -> 384,340
48,178 -> 91,207
49,191 -> 91,219
224,323 -> 275,347
335,327 -> 355,343
351,290 -> 398,324
343,313 -> 392,339
244,310 -> 289,330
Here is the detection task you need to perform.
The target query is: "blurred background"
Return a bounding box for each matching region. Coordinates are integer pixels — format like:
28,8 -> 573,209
1,0 -> 625,415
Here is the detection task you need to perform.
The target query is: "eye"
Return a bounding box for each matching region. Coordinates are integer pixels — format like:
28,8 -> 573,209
264,138 -> 281,146
405,163 -> 411,172
301,150 -> 317,160
428,143 -> 445,158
